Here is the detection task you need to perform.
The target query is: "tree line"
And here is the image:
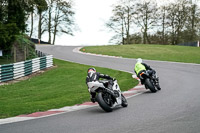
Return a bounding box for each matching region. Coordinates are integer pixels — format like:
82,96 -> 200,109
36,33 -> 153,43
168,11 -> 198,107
28,0 -> 75,45
0,0 -> 75,53
106,0 -> 200,45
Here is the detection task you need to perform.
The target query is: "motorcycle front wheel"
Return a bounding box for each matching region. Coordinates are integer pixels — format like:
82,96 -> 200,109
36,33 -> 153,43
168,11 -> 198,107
97,92 -> 113,112
121,94 -> 128,107
145,78 -> 157,93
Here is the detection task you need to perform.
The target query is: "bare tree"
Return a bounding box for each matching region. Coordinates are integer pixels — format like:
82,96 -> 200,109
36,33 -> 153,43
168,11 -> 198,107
46,0 -> 53,44
166,0 -> 190,45
29,0 -> 35,38
52,0 -> 75,45
106,0 -> 135,44
35,0 -> 48,41
106,5 -> 126,44
134,1 -> 158,44
158,5 -> 168,44
186,0 -> 200,42
130,0 -> 200,45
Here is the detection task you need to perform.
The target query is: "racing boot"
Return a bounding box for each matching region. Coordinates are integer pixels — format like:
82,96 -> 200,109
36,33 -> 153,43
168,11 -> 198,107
90,92 -> 96,103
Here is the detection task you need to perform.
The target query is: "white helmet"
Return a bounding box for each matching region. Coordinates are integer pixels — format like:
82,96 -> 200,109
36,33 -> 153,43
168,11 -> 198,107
136,58 -> 142,63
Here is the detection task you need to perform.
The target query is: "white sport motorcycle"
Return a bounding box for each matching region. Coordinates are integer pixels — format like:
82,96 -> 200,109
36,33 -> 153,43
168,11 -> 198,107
87,79 -> 128,112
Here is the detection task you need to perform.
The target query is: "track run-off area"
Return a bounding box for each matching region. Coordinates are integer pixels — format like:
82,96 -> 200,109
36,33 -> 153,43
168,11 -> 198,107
1,45 -> 200,133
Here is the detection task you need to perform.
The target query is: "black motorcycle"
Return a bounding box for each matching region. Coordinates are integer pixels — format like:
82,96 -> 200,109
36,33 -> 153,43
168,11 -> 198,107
139,70 -> 161,93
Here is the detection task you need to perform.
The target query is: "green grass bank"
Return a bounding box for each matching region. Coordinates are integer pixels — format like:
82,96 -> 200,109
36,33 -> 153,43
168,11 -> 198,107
81,44 -> 200,64
0,59 -> 138,119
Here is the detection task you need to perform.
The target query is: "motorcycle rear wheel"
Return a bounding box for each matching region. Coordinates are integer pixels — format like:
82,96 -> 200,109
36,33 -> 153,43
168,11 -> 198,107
145,78 -> 157,93
97,92 -> 113,112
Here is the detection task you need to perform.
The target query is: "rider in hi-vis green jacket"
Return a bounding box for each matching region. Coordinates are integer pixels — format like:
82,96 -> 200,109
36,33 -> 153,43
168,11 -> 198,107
134,61 -> 146,76
134,58 -> 154,84
134,58 -> 161,91
134,58 -> 152,76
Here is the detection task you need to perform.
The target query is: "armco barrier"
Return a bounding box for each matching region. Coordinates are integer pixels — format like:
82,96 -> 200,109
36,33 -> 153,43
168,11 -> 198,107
0,55 -> 53,83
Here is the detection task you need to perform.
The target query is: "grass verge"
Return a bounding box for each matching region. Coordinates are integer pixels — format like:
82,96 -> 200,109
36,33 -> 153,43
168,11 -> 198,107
0,59 -> 138,119
81,44 -> 200,64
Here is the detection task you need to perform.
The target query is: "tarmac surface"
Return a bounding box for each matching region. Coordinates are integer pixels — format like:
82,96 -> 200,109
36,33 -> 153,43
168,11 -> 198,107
0,45 -> 200,133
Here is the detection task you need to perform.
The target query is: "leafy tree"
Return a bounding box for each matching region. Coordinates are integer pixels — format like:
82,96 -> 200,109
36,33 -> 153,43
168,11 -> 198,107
0,0 -> 23,52
0,0 -> 40,54
0,0 -> 7,23
7,0 -> 29,33
0,23 -> 19,51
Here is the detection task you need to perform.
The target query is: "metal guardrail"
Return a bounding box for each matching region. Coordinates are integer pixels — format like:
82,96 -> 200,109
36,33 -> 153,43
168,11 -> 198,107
0,54 -> 53,83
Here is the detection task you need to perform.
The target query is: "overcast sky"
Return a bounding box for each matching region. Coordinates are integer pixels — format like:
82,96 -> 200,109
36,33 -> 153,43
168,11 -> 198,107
43,0 -> 176,46
53,0 -> 116,46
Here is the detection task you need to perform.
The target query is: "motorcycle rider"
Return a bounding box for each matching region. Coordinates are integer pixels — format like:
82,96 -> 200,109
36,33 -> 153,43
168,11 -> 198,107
86,67 -> 115,103
134,58 -> 159,87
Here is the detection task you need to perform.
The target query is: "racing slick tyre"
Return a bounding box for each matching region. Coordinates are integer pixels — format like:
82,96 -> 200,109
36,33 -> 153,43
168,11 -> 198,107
121,94 -> 128,107
97,92 -> 113,112
145,78 -> 157,93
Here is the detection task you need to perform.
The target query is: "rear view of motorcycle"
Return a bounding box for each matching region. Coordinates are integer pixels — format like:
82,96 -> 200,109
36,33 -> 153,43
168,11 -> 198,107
139,70 -> 161,93
87,79 -> 128,112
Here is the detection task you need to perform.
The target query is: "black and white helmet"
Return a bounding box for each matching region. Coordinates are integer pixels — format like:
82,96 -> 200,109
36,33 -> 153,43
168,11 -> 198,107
87,68 -> 96,73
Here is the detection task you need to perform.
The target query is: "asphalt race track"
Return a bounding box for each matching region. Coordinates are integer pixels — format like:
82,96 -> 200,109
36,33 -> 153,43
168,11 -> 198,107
1,45 -> 200,133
